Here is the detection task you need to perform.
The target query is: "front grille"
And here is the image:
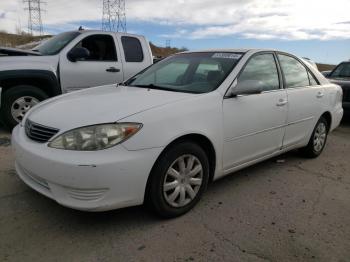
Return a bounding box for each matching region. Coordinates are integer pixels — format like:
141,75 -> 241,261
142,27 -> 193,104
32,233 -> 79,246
25,119 -> 59,143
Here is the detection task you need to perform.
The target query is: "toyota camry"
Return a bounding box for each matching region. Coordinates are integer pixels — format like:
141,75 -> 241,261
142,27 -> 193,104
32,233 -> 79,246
12,49 -> 343,217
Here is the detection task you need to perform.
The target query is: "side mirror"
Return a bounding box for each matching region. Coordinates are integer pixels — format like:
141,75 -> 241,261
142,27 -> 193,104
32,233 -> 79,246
67,47 -> 90,62
227,79 -> 264,97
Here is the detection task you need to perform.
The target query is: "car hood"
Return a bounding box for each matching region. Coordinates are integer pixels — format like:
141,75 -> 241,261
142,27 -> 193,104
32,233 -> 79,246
0,54 -> 59,71
27,85 -> 195,131
0,47 -> 42,56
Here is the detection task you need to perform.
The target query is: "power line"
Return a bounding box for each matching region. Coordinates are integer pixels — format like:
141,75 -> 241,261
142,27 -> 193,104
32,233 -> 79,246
23,0 -> 45,35
102,0 -> 126,32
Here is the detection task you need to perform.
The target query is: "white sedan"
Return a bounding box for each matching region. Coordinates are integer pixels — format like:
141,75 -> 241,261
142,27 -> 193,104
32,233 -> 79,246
12,49 -> 343,217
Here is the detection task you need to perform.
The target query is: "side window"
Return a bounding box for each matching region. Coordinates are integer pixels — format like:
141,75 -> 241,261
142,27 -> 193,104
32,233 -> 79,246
76,34 -> 117,61
278,54 -> 310,88
121,36 -> 144,62
308,71 -> 318,86
238,54 -> 280,91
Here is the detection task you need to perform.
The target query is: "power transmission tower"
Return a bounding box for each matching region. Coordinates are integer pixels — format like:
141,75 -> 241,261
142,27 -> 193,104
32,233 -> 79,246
23,0 -> 45,35
102,0 -> 127,32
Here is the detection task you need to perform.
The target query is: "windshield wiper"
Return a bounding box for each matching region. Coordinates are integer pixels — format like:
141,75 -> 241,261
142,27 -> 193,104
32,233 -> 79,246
129,84 -> 201,94
131,84 -> 180,92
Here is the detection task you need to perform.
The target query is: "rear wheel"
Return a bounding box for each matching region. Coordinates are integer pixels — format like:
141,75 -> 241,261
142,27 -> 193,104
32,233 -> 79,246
300,117 -> 329,158
0,85 -> 48,129
147,141 -> 209,218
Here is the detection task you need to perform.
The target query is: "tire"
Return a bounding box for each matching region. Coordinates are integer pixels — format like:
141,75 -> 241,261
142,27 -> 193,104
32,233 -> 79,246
299,116 -> 329,158
147,141 -> 210,218
0,85 -> 48,129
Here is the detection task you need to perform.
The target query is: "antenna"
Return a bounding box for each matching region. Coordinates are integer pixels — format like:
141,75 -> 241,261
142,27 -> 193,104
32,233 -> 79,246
102,0 -> 127,32
23,0 -> 45,35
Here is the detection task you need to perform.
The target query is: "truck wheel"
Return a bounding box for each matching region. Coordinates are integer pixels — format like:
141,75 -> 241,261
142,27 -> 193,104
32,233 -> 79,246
0,85 -> 48,129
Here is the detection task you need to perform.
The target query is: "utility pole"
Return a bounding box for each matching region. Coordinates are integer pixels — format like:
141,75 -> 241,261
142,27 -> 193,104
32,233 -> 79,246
23,0 -> 45,35
102,0 -> 127,32
166,39 -> 171,48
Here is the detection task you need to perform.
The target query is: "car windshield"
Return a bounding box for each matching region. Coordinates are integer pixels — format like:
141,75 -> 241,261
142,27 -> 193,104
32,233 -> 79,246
331,62 -> 350,78
34,32 -> 81,55
128,52 -> 243,94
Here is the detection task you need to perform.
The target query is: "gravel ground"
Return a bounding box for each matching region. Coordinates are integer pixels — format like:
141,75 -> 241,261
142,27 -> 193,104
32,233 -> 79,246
0,119 -> 349,262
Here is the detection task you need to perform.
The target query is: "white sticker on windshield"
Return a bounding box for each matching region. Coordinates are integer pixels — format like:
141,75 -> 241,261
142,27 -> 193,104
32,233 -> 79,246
212,53 -> 242,59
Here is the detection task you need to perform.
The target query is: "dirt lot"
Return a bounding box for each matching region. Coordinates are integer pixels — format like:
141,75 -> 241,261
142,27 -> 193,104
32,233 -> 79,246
0,119 -> 349,262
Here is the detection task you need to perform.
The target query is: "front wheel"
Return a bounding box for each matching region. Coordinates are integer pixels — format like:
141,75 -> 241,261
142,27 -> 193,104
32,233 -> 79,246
300,117 -> 329,158
0,85 -> 48,129
147,141 -> 209,218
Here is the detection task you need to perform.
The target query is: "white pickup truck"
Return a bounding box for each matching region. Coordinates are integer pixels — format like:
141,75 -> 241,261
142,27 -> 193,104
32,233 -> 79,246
0,30 -> 153,128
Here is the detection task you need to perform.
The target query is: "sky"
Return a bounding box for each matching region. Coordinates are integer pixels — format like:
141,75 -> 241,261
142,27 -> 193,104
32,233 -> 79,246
1,0 -> 350,64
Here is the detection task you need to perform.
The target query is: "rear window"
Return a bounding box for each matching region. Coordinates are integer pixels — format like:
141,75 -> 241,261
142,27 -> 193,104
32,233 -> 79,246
121,36 -> 144,62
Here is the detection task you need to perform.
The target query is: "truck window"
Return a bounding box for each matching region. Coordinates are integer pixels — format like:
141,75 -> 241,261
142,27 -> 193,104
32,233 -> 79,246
121,36 -> 144,62
35,31 -> 80,55
75,34 -> 117,61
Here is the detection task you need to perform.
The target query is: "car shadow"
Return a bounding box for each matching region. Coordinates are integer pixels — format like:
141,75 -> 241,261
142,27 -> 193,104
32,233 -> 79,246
23,149 -> 301,229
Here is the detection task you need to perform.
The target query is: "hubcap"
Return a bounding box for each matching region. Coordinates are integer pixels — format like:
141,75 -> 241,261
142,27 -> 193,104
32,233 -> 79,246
163,154 -> 203,208
11,96 -> 39,123
313,122 -> 327,152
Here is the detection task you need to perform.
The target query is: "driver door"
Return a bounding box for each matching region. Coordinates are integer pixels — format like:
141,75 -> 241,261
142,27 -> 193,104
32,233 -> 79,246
223,53 -> 288,171
59,33 -> 123,93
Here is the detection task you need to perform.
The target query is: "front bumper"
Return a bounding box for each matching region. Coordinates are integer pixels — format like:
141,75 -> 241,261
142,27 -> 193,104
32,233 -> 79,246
12,125 -> 163,211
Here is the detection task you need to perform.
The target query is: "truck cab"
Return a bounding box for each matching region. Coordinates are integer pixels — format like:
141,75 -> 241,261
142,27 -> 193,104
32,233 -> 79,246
0,30 -> 153,128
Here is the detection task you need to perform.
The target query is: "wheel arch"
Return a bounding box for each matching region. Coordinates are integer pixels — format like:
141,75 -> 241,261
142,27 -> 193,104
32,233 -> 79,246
144,133 -> 217,203
0,70 -> 61,97
320,111 -> 332,132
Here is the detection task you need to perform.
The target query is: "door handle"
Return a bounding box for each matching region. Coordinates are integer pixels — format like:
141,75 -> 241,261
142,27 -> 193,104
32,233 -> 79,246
106,67 -> 120,73
276,99 -> 288,106
316,92 -> 324,98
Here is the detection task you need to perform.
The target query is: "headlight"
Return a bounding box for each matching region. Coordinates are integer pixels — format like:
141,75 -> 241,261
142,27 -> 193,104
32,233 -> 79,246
48,123 -> 142,151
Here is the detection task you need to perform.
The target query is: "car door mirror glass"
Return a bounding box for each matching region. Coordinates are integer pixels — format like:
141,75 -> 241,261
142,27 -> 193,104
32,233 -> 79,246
67,47 -> 90,62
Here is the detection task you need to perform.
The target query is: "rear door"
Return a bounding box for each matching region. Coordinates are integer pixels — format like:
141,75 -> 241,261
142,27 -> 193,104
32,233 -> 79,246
117,35 -> 153,80
223,53 -> 288,170
277,53 -> 326,148
60,33 -> 123,92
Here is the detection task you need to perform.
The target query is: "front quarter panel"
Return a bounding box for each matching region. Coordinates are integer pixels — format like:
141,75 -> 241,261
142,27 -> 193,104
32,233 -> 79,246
120,91 -> 224,175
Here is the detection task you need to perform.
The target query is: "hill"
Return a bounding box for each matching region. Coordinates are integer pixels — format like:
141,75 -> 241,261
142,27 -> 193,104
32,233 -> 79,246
0,31 -> 48,48
317,63 -> 336,72
149,42 -> 188,57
